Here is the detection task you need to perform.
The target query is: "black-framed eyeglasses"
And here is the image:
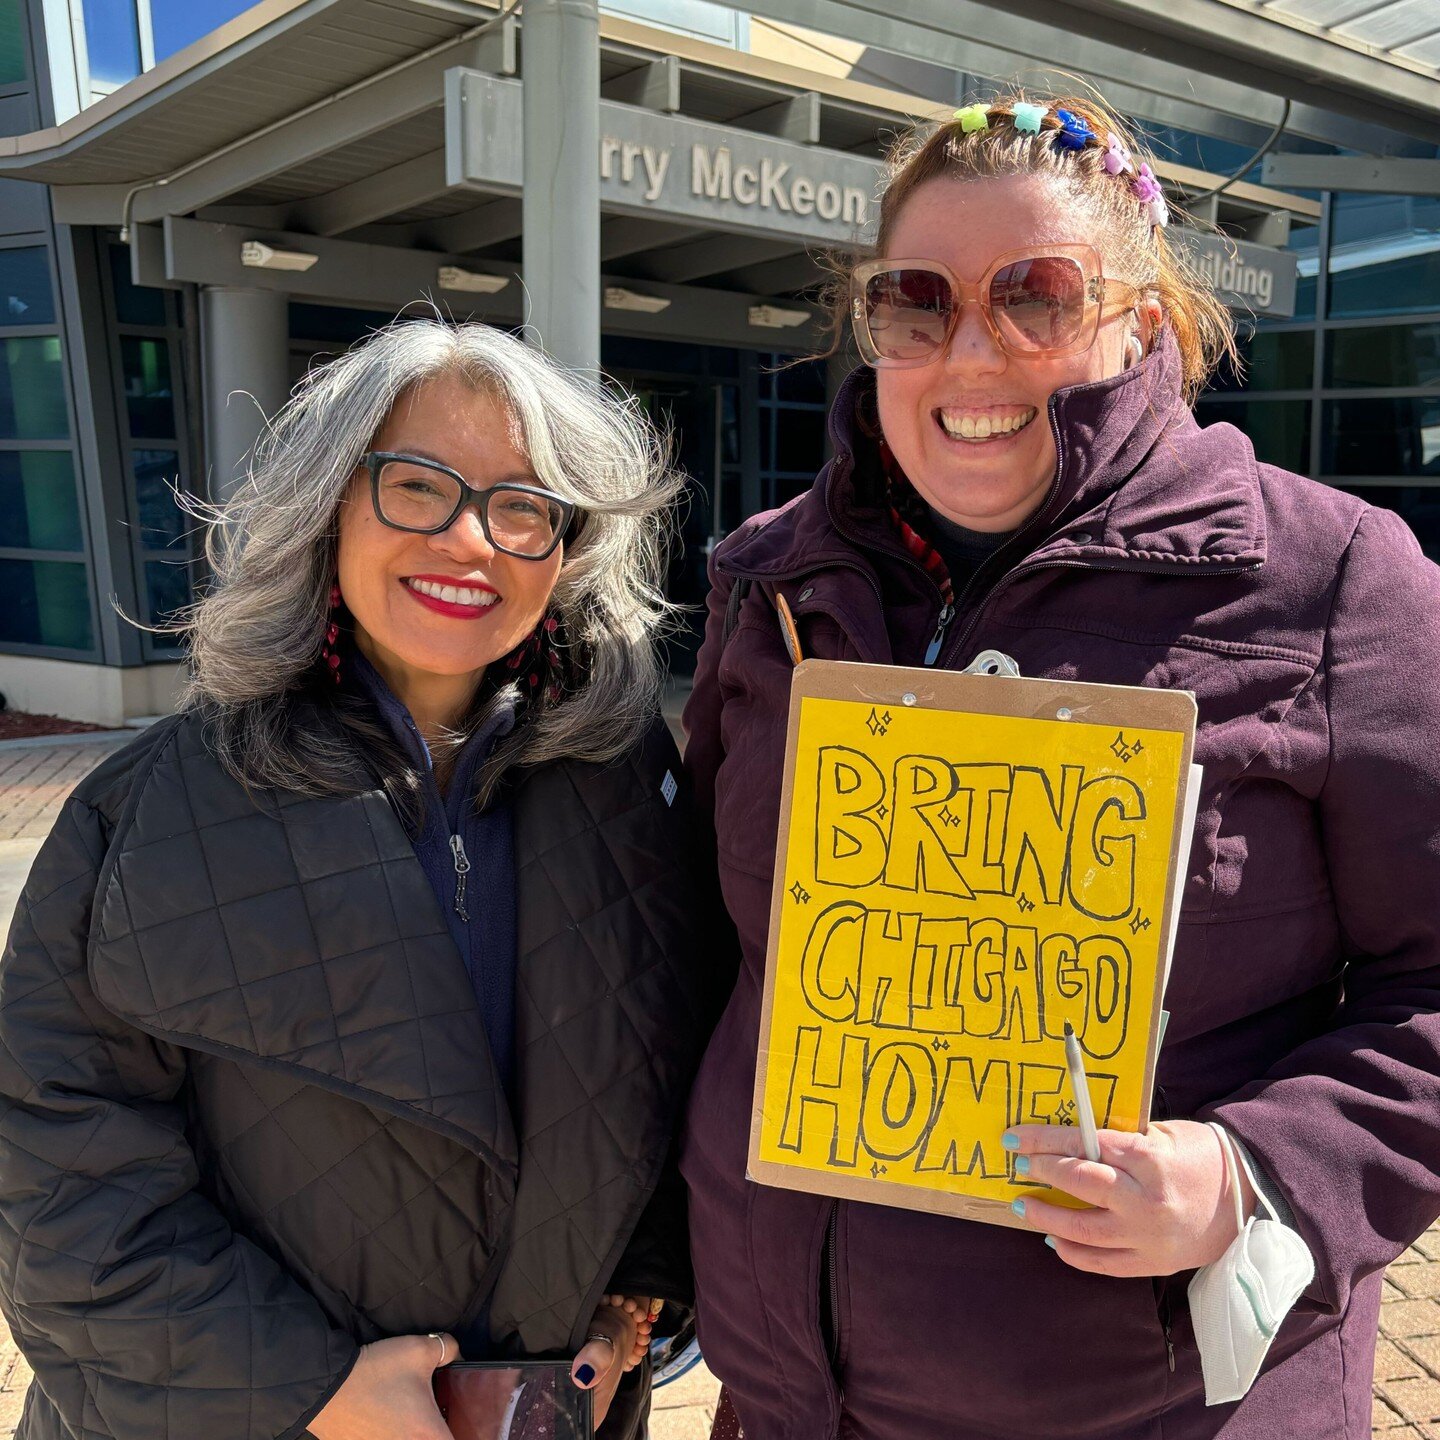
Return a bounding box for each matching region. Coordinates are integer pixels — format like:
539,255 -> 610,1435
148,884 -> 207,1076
361,451 -> 575,561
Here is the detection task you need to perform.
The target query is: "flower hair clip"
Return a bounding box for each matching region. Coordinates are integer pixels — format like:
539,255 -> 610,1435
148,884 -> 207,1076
1130,163 -> 1170,227
1053,108 -> 1094,151
1103,134 -> 1132,176
948,103 -> 1169,229
1011,102 -> 1047,134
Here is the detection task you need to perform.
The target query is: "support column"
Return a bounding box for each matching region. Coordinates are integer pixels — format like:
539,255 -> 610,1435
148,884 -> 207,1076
200,286 -> 290,500
522,0 -> 600,374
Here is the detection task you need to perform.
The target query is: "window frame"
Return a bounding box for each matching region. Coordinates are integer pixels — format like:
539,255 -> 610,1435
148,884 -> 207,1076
0,234 -> 101,659
96,236 -> 198,661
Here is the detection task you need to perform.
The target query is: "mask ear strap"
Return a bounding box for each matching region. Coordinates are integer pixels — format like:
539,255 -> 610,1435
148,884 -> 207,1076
1207,1121 -> 1255,1233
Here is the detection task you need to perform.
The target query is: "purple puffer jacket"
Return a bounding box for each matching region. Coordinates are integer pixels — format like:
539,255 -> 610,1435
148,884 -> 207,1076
680,334 -> 1440,1440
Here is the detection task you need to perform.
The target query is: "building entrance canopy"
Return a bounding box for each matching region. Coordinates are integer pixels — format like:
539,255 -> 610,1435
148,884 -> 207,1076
0,0 -> 1319,336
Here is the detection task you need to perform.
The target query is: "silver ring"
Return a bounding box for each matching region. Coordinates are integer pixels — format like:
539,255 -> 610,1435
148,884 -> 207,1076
429,1332 -> 447,1365
585,1331 -> 616,1349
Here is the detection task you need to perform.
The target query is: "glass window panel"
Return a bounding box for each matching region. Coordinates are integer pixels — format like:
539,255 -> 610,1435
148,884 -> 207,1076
720,385 -> 740,465
1208,327 -> 1313,394
705,346 -> 739,378
717,467 -> 744,534
0,0 -> 27,84
759,412 -> 774,473
1135,124 -> 1333,196
598,333 -> 706,376
1284,224 -> 1319,324
0,557 -> 92,650
1326,322 -> 1440,390
107,243 -> 166,326
770,475 -> 811,509
150,0 -> 254,61
1323,397 -> 1440,478
80,0 -> 141,89
775,409 -> 825,474
1198,399 -> 1312,474
0,248 -> 55,327
132,449 -> 187,548
774,358 -> 826,404
1337,487 -> 1440,561
0,336 -> 68,439
1327,193 -> 1440,319
144,557 -> 192,627
0,450 -> 81,550
121,336 -> 176,438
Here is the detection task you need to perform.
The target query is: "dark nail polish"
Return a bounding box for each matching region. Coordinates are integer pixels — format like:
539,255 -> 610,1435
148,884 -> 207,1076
576,1364 -> 595,1386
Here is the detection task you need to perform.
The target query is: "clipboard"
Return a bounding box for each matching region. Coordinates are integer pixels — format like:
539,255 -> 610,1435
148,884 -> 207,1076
746,647 -> 1198,1229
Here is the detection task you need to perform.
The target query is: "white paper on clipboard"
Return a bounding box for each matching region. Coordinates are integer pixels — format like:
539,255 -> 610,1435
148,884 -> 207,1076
1154,761 -> 1203,1055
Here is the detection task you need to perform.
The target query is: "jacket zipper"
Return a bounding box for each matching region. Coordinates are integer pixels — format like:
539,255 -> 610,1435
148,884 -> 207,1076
449,833 -> 471,923
923,604 -> 955,666
821,1200 -> 841,1365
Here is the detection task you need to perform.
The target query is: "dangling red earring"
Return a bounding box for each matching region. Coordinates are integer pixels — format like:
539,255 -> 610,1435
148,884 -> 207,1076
320,583 -> 342,684
503,613 -> 565,705
541,615 -> 564,704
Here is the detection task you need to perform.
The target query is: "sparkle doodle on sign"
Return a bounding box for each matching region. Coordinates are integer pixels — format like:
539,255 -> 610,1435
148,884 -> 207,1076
790,881 -> 811,904
1110,731 -> 1144,763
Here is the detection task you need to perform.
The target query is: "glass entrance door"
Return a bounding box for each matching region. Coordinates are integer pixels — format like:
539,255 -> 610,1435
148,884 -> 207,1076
619,376 -> 730,676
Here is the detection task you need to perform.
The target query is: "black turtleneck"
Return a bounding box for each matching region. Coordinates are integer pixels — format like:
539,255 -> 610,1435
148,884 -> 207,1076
924,504 -> 1014,597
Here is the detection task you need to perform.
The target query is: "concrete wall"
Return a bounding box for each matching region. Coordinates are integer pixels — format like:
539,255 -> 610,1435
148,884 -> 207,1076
0,656 -> 185,726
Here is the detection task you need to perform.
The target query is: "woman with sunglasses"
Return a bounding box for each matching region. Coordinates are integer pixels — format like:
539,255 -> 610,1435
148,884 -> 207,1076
682,92 -> 1440,1439
0,320 -> 726,1440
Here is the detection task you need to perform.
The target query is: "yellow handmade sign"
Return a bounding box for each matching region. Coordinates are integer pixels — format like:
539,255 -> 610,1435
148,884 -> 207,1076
748,658 -> 1197,1228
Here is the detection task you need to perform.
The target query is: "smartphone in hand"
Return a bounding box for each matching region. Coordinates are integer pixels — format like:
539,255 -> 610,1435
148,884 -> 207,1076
434,1361 -> 594,1440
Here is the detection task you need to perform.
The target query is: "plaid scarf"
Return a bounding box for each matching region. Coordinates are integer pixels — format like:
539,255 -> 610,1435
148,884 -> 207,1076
877,437 -> 956,611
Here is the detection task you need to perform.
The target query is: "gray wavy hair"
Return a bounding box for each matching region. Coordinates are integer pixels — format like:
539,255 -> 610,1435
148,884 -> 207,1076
181,318 -> 683,807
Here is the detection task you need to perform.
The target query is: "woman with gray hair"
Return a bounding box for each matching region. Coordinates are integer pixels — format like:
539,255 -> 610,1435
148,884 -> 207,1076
0,320 -> 724,1440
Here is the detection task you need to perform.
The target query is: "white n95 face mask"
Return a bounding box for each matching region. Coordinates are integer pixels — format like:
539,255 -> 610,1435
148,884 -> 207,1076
1187,1123 -> 1315,1406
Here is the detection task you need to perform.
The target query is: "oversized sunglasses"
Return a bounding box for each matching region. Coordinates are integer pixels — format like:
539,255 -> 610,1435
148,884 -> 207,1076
850,245 -> 1137,367
361,451 -> 575,560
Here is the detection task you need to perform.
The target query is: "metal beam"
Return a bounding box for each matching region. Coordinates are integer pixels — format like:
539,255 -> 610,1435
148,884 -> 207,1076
726,250 -> 829,296
741,0 -> 1440,144
1262,154 -> 1440,197
635,234 -> 804,284
159,216 -> 825,350
419,198 -> 523,253
600,55 -> 680,112
163,215 -> 519,307
289,149 -> 449,236
736,92 -> 821,145
600,216 -> 705,262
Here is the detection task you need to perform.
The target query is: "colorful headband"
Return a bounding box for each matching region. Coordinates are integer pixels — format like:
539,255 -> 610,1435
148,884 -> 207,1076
948,104 -> 1169,229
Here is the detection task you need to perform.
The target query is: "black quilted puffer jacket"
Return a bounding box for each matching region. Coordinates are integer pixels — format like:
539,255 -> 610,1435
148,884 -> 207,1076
0,708 -> 723,1440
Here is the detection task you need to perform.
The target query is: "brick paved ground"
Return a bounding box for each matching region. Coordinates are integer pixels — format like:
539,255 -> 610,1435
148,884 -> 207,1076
0,738 -> 128,843
0,739 -> 1435,1439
